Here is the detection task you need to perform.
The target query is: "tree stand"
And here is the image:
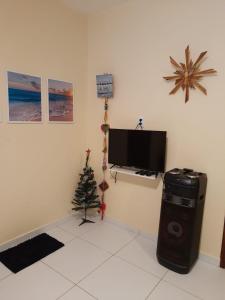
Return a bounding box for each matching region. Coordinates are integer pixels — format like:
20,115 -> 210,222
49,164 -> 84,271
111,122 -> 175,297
79,208 -> 95,226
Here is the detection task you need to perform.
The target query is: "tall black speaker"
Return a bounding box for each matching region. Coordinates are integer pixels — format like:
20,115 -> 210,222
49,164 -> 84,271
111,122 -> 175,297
157,168 -> 207,274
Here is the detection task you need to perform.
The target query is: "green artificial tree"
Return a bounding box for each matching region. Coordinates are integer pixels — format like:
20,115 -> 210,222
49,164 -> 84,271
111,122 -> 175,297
72,149 -> 100,226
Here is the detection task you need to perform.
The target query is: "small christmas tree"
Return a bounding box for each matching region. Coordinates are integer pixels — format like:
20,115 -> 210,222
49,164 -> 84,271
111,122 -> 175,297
72,149 -> 100,226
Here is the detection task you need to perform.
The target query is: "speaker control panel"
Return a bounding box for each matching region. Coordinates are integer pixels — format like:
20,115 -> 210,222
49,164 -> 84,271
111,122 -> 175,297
163,193 -> 195,208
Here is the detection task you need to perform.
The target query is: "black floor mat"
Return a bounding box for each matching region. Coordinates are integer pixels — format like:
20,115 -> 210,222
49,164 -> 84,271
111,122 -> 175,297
0,233 -> 64,273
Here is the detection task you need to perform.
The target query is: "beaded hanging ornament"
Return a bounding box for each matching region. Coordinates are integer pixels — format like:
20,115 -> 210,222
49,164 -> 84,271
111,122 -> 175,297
96,74 -> 113,220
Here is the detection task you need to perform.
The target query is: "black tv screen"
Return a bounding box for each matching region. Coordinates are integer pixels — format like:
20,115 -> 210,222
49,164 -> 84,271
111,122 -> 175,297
108,129 -> 166,172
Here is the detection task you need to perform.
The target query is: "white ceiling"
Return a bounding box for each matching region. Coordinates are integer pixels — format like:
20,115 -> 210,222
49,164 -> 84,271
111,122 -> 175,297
62,0 -> 130,14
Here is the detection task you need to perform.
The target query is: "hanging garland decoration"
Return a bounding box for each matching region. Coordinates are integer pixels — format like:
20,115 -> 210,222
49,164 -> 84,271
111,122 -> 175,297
96,74 -> 113,220
98,98 -> 109,220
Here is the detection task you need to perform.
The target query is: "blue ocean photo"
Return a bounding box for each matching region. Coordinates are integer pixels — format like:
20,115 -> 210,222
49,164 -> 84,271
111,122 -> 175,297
8,71 -> 42,122
48,79 -> 73,122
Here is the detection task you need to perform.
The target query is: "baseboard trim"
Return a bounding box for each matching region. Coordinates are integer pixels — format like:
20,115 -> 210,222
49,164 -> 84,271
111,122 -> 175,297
0,214 -> 72,253
104,216 -> 139,234
199,253 -> 220,266
0,213 -> 220,267
104,216 -> 220,267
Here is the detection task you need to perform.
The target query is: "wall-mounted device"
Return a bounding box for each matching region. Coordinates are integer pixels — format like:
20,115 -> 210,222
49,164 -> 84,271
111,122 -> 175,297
108,129 -> 167,173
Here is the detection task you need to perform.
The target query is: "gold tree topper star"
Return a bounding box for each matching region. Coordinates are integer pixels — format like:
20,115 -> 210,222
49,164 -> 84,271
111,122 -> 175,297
163,46 -> 217,103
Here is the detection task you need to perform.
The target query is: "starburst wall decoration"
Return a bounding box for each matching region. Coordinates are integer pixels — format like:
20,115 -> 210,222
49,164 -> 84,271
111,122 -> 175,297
163,46 -> 217,103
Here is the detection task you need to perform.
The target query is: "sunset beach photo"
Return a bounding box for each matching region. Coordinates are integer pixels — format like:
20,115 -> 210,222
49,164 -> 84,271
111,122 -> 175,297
8,71 -> 42,122
48,79 -> 74,122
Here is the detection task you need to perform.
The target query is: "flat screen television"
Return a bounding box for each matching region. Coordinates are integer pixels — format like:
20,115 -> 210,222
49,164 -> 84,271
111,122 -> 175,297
108,129 -> 167,172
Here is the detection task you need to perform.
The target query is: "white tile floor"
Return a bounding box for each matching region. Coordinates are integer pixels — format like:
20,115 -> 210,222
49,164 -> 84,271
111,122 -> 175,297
0,217 -> 224,300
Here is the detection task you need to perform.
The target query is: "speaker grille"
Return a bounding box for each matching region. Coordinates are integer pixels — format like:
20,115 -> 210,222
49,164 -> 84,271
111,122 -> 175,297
158,202 -> 195,265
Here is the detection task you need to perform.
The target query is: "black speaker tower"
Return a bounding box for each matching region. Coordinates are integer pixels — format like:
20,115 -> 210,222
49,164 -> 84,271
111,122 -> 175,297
157,168 -> 207,274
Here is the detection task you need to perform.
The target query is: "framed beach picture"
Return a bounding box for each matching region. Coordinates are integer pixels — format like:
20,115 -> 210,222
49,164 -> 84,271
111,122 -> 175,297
48,79 -> 74,122
7,71 -> 42,122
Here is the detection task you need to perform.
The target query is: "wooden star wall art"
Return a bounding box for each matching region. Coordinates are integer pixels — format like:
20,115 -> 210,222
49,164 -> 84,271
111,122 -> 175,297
163,46 -> 217,103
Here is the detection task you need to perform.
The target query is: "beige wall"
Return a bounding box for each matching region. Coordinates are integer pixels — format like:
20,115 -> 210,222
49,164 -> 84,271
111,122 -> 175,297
87,0 -> 225,258
1,0 -> 224,260
0,0 -> 88,244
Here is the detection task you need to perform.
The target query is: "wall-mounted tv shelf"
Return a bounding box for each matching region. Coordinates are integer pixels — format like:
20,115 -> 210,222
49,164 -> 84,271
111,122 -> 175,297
109,165 -> 161,180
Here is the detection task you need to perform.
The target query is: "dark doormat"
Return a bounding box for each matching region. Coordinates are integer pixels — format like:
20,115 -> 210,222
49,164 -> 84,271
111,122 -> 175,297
0,233 -> 64,273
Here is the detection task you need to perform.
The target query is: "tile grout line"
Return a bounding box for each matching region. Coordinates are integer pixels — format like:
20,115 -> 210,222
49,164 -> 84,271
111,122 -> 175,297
66,222 -> 215,300
111,232 -> 140,256
56,221 -> 105,243
144,278 -> 163,300
77,285 -> 98,300
41,261 -> 76,285
44,223 -> 139,298
43,258 -> 99,300
76,223 -> 139,256
55,225 -> 88,241
105,217 -> 220,267
75,233 -> 144,296
55,285 -> 77,300
47,222 -> 204,300
48,224 -> 141,298
55,283 -> 98,300
56,224 -> 92,237
162,278 -> 204,300
55,224 -> 104,247
144,270 -> 169,300
0,222 -> 211,300
115,254 -> 165,279
56,224 -> 165,288
43,225 -> 116,299
53,225 -> 78,242
76,253 -> 114,286
75,235 -> 113,255
0,273 -> 13,283
1,217 -> 218,300
108,232 -> 169,280
0,214 -> 219,267
53,223 -> 215,300
110,232 -> 163,273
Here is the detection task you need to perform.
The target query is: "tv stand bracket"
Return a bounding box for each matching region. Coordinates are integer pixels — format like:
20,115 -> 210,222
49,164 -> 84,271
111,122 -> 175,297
109,166 -> 161,182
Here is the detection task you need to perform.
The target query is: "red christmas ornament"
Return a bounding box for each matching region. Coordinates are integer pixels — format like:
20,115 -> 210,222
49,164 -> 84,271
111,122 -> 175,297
99,201 -> 106,220
99,180 -> 109,192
